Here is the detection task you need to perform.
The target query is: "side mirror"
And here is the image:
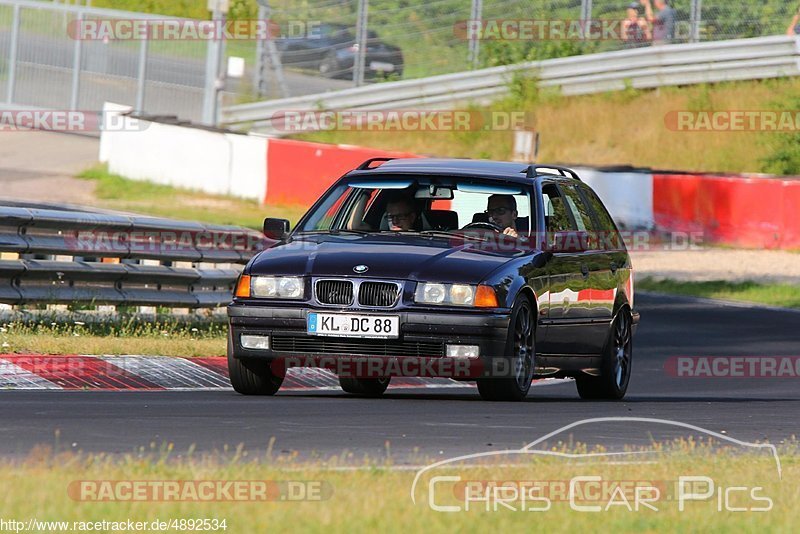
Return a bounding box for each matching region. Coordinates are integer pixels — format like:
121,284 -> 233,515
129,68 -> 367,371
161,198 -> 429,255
263,218 -> 290,240
546,231 -> 591,253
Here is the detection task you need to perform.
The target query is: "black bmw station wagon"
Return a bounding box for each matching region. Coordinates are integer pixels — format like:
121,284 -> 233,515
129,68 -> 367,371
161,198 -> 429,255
228,158 -> 639,401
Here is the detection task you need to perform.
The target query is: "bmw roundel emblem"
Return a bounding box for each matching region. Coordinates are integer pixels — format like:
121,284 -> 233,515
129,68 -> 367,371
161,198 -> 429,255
353,264 -> 369,274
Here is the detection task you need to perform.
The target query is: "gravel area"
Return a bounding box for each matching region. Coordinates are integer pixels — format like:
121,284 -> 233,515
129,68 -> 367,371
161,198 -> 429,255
0,131 -> 98,205
631,249 -> 800,284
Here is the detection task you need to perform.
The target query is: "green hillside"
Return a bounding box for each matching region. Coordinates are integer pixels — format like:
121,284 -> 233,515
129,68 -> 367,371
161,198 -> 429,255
299,77 -> 800,176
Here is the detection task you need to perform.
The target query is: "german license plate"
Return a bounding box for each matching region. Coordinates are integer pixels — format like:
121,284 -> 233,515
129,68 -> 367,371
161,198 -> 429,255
307,313 -> 399,339
369,61 -> 395,72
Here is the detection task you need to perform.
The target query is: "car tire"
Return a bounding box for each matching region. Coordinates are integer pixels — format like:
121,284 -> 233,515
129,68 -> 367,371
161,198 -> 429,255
319,53 -> 339,78
227,333 -> 283,395
339,376 -> 391,397
477,295 -> 535,402
576,308 -> 633,400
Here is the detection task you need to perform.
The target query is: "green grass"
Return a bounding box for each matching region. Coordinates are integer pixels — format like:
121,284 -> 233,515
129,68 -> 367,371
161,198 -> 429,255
299,77 -> 800,175
638,278 -> 800,309
0,320 -> 226,356
0,442 -> 796,532
78,165 -> 308,230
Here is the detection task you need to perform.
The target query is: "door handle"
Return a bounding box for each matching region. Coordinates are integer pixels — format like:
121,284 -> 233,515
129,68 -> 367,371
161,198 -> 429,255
580,264 -> 589,278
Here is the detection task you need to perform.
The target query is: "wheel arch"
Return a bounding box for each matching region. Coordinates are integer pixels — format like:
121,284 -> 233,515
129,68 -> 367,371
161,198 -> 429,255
515,285 -> 539,334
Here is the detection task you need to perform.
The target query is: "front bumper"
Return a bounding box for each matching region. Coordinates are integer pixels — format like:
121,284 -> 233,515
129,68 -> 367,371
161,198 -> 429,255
228,304 -> 510,377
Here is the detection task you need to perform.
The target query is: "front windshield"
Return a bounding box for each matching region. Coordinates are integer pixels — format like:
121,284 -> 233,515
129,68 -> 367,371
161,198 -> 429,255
296,175 -> 533,236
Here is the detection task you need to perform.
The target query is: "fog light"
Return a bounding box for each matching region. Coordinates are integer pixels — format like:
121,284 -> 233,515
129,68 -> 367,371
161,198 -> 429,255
446,344 -> 479,359
241,334 -> 270,350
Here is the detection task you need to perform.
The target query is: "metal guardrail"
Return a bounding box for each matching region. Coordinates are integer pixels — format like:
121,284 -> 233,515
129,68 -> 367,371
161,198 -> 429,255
0,203 -> 266,310
223,35 -> 800,133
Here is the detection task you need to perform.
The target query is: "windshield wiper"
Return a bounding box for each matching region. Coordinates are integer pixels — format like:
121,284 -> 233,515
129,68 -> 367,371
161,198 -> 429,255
418,230 -> 489,242
328,228 -> 371,235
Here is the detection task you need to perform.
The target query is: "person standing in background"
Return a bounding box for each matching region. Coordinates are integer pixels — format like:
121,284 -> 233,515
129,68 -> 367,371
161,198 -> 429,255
641,0 -> 676,45
623,2 -> 651,47
787,6 -> 800,35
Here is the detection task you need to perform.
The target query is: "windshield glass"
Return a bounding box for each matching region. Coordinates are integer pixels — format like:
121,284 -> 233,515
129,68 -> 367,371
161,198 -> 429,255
295,175 -> 533,235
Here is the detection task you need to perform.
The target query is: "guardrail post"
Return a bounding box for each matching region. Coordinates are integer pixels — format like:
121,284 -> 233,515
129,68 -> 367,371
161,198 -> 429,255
690,0 -> 703,43
353,0 -> 368,87
468,0 -> 482,69
5,3 -> 20,104
137,259 -> 160,315
135,38 -> 148,112
70,11 -> 84,111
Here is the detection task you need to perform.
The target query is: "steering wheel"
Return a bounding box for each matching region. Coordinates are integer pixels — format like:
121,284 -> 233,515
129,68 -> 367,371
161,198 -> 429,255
462,221 -> 504,232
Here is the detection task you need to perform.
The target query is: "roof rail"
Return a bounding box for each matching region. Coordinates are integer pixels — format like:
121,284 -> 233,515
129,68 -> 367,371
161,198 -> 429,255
525,165 -> 582,182
357,157 -> 396,170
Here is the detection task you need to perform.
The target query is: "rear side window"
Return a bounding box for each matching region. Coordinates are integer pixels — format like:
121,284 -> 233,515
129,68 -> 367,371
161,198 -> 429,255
542,184 -> 573,233
579,185 -> 624,251
560,184 -> 595,232
579,186 -> 618,233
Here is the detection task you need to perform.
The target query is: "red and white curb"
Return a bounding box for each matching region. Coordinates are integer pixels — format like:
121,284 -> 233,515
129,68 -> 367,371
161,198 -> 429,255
0,354 -> 504,391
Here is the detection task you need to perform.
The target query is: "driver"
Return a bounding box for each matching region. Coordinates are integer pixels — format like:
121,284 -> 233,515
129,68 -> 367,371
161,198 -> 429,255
486,194 -> 518,237
385,193 -> 421,232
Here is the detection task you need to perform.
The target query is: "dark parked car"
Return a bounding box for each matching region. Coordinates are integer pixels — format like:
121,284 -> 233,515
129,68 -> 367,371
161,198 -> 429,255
275,23 -> 404,79
227,158 -> 639,401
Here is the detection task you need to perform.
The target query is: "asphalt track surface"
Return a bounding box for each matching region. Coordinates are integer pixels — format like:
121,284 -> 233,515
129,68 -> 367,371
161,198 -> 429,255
1,294 -> 797,461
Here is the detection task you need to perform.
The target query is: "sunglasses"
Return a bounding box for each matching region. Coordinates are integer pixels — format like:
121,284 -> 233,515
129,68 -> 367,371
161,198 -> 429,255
387,212 -> 414,223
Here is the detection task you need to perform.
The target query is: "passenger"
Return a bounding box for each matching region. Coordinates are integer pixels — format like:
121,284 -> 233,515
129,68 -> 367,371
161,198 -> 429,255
384,193 -> 420,232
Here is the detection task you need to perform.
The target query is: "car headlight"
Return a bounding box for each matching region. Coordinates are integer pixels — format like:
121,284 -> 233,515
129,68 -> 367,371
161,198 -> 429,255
449,284 -> 475,305
419,283 -> 446,304
248,276 -> 305,299
415,283 -> 497,307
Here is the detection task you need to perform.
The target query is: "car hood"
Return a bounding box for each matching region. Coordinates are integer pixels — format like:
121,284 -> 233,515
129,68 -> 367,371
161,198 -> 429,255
248,233 -> 526,284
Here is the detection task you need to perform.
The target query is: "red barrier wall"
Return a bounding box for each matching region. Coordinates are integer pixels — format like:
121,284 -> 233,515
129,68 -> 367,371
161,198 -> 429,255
265,139 -> 420,205
654,174 -> 800,250
261,137 -> 799,249
782,181 -> 800,249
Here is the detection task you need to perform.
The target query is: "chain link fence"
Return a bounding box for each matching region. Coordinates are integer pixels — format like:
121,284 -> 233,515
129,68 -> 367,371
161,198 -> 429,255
0,0 -> 216,125
260,0 -> 800,95
2,0 -> 800,126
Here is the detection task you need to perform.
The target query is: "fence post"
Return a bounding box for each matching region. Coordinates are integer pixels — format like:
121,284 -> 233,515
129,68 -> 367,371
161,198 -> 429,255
5,3 -> 20,104
70,11 -> 83,110
468,0 -> 482,69
353,0 -> 368,87
255,2 -> 289,98
135,38 -> 148,112
580,0 -> 593,39
690,0 -> 703,43
255,4 -> 265,95
202,3 -> 225,126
